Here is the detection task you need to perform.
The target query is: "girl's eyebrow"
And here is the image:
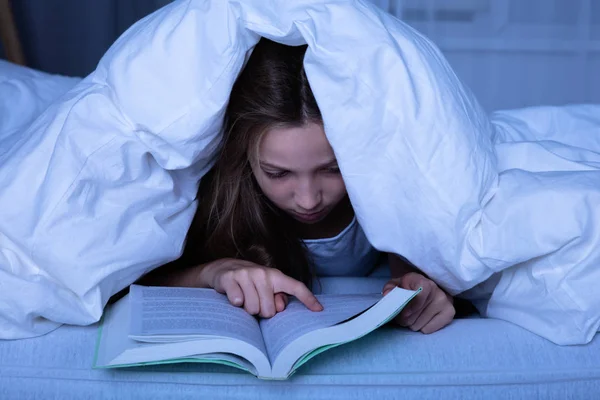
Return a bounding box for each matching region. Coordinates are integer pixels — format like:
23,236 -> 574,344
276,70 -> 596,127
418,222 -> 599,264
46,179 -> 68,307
259,159 -> 337,170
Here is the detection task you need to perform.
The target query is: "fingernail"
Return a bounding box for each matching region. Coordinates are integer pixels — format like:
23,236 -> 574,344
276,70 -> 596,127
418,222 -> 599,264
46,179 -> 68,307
233,297 -> 242,305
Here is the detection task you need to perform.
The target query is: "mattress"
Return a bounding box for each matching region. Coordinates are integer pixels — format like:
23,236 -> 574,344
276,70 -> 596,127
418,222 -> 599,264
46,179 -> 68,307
1,278 -> 599,399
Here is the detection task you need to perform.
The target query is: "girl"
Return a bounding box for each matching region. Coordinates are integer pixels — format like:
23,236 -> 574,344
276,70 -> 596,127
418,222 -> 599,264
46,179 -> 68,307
142,38 -> 455,334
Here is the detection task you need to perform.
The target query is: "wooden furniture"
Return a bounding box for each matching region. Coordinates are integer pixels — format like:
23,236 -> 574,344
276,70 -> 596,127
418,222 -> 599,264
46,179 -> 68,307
0,0 -> 25,65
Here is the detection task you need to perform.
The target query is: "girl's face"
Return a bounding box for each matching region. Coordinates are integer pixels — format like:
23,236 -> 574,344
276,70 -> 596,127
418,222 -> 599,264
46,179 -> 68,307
250,122 -> 347,224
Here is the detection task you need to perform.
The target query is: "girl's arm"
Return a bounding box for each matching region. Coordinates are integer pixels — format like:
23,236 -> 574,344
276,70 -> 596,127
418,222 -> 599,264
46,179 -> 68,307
136,262 -> 212,288
388,253 -> 420,278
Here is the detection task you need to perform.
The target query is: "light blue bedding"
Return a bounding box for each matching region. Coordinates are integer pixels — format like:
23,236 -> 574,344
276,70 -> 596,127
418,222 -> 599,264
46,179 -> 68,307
1,277 -> 599,399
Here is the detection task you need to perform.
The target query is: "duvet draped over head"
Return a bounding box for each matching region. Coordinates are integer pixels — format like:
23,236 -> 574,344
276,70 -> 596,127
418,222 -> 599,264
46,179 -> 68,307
1,0 -> 599,345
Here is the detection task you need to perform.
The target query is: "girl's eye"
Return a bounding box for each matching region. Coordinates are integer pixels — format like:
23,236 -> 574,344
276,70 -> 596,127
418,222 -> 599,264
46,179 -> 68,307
265,170 -> 289,179
325,166 -> 340,174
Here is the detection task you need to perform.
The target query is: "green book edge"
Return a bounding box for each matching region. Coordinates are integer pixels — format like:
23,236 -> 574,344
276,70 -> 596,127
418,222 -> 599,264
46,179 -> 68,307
288,287 -> 422,377
91,312 -> 105,369
92,306 -> 251,373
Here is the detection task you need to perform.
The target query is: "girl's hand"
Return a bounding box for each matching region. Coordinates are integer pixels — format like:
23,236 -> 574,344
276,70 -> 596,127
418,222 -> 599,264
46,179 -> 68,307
200,258 -> 323,318
382,272 -> 455,334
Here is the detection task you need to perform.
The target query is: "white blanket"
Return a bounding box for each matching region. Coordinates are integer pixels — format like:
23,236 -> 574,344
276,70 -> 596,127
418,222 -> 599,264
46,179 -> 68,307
0,0 -> 598,345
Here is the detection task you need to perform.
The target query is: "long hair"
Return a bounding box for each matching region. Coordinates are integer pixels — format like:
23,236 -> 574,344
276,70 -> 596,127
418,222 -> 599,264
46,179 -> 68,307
181,38 -> 322,286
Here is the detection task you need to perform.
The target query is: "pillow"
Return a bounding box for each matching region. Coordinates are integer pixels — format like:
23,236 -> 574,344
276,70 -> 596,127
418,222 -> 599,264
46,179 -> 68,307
0,0 -> 494,339
0,60 -> 80,143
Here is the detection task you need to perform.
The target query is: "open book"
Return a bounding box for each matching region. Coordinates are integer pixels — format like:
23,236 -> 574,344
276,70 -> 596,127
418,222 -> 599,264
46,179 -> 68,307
94,283 -> 420,380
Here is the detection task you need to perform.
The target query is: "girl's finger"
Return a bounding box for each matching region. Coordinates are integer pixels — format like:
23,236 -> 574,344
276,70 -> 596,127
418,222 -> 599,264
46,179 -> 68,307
254,278 -> 276,318
382,278 -> 402,296
274,293 -> 287,313
272,274 -> 323,311
420,307 -> 456,334
237,278 -> 261,315
409,298 -> 442,332
410,288 -> 455,332
401,287 -> 433,327
221,279 -> 244,307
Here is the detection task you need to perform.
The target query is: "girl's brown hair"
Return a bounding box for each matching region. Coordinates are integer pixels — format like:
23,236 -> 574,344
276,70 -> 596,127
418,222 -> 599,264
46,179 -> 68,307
180,38 -> 322,286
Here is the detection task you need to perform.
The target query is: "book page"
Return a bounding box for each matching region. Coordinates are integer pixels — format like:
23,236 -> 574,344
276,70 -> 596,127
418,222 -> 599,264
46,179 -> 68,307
259,294 -> 380,363
129,285 -> 267,356
312,276 -> 389,295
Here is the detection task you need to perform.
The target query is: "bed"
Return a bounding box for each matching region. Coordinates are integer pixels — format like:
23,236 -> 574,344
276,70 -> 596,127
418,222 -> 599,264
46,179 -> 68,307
2,0 -> 600,397
1,276 -> 599,399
